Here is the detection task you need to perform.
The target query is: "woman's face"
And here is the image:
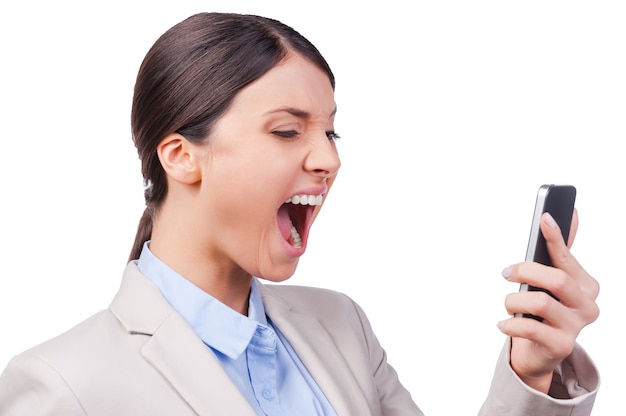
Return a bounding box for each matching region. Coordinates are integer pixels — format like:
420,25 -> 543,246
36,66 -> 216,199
194,53 -> 340,282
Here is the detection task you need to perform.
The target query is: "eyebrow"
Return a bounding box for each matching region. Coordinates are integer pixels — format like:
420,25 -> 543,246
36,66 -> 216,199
265,106 -> 337,119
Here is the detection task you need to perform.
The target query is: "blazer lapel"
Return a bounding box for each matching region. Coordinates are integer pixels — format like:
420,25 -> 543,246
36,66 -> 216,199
260,283 -> 376,416
110,263 -> 256,416
141,313 -> 256,416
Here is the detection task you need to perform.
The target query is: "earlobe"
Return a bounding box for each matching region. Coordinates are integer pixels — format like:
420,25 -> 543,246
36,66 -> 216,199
157,133 -> 202,184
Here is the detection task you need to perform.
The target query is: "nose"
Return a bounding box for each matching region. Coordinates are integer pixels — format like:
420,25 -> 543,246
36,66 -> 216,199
303,133 -> 341,179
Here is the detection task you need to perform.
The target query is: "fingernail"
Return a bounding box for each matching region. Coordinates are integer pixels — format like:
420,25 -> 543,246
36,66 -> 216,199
544,212 -> 557,228
497,321 -> 504,330
502,266 -> 512,279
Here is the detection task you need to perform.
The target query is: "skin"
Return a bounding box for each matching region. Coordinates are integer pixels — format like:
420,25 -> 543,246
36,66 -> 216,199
499,210 -> 600,393
149,52 -> 340,315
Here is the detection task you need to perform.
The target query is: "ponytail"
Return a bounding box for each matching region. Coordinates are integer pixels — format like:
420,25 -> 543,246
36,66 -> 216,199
128,206 -> 154,261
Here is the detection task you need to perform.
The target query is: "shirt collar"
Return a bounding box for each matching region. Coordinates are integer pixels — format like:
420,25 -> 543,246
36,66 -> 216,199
137,241 -> 267,359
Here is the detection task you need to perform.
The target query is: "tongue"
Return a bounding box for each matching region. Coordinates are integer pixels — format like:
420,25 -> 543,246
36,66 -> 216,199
277,205 -> 292,240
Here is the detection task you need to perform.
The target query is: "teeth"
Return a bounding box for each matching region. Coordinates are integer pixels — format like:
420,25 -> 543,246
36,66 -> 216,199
290,224 -> 302,248
285,194 -> 323,206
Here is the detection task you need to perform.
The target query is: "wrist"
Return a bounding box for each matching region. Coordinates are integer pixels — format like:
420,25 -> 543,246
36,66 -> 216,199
513,365 -> 553,394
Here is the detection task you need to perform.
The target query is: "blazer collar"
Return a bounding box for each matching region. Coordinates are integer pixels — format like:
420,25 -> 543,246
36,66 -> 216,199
109,262 -> 256,416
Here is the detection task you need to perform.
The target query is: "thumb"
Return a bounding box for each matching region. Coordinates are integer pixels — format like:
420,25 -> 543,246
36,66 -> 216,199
567,208 -> 579,248
541,212 -> 573,269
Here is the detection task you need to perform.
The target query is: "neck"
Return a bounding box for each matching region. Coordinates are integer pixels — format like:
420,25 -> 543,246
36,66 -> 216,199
149,211 -> 253,316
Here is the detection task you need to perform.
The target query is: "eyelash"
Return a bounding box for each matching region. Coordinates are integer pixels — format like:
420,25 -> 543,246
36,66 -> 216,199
271,130 -> 341,142
272,130 -> 299,139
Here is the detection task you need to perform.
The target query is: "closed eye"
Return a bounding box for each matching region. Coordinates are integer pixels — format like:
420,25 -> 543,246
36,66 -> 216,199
272,130 -> 300,139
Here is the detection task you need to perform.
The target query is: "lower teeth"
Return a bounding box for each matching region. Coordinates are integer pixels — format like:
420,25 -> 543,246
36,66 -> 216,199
290,224 -> 302,248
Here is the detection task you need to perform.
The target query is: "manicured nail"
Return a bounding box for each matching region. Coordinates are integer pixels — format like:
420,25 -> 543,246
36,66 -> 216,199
502,266 -> 512,279
497,321 -> 504,330
544,212 -> 557,228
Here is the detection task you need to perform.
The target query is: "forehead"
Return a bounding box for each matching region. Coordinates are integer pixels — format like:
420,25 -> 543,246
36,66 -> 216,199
230,53 -> 336,118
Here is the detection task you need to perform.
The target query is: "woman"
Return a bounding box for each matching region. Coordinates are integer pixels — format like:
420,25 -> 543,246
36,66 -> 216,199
0,12 -> 599,415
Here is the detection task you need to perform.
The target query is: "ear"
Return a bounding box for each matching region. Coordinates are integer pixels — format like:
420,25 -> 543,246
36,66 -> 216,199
157,133 -> 202,185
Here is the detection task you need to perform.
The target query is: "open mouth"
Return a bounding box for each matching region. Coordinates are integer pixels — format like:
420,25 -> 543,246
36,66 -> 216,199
277,194 -> 323,249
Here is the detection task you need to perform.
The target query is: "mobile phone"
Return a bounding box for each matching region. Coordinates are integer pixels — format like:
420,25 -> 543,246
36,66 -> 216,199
516,184 -> 576,321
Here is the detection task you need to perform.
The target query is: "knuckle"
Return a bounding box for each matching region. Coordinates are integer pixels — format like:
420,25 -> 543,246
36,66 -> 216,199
533,292 -> 552,317
504,292 -> 515,305
586,276 -> 601,299
550,270 -> 569,294
552,249 -> 571,266
517,262 -> 532,276
583,301 -> 600,324
504,292 -> 517,315
518,317 -> 538,338
514,262 -> 537,283
552,335 -> 575,359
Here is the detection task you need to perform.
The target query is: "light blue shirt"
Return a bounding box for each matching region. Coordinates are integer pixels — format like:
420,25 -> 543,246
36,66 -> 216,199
137,242 -> 336,416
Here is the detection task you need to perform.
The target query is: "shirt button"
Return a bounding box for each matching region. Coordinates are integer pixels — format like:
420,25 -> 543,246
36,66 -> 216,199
262,389 -> 273,400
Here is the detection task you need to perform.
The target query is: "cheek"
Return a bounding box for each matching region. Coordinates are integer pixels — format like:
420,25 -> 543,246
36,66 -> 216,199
204,168 -> 276,232
204,146 -> 302,230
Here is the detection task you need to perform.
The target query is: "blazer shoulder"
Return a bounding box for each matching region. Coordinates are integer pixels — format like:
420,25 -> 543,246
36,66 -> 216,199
259,282 -> 366,322
10,309 -> 122,364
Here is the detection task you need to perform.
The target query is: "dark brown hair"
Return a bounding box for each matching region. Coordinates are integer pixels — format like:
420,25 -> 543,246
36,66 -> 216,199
128,12 -> 335,261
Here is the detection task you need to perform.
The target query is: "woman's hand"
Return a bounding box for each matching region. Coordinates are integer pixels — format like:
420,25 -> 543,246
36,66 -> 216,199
498,209 -> 600,393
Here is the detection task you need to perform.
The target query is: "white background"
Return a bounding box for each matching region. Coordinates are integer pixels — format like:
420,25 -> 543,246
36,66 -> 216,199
0,1 -> 624,414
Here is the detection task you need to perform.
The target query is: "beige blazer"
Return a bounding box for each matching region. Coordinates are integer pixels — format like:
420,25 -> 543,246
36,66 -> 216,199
0,263 -> 598,415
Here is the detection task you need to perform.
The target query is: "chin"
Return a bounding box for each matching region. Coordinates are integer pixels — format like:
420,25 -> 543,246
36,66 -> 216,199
256,262 -> 299,283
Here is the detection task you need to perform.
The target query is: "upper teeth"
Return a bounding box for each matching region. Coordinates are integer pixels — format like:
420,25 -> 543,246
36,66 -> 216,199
285,194 -> 323,206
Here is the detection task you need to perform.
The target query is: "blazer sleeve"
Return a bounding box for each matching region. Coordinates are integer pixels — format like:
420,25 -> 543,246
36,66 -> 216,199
478,338 -> 599,416
0,353 -> 86,416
